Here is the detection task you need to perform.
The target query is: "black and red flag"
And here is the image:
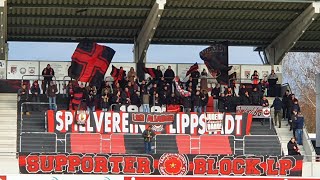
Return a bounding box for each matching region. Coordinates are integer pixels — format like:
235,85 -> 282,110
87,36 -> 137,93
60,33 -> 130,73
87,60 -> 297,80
68,41 -> 116,88
186,62 -> 199,76
200,42 -> 231,85
143,67 -> 156,78
110,65 -> 126,82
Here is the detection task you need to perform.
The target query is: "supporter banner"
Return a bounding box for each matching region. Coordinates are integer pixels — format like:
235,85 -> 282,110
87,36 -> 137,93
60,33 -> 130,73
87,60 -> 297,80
236,106 -> 271,118
47,111 -> 252,137
39,61 -> 70,80
7,61 -> 39,80
0,60 -> 6,79
19,153 -> 303,176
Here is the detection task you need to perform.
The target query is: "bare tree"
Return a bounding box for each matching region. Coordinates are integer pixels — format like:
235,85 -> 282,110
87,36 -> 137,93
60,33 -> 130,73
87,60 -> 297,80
282,52 -> 320,133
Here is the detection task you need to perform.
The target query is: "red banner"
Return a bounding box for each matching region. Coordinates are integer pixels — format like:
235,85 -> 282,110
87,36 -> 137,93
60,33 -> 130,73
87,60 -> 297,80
19,153 -> 303,176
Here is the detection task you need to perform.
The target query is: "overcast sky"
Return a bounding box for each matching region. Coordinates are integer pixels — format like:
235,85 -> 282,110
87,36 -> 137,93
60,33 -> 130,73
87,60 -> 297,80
8,42 -> 263,64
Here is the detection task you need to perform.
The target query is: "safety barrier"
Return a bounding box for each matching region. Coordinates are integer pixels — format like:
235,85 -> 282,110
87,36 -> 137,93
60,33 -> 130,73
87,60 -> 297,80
20,102 -> 57,133
17,133 -> 285,157
110,104 -> 184,113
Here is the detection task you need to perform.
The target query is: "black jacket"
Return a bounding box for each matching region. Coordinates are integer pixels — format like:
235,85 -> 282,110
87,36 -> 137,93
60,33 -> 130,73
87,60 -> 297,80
155,70 -> 163,80
130,93 -> 141,107
282,94 -> 289,108
271,97 -> 282,111
211,87 -> 220,99
287,140 -> 300,155
183,96 -> 192,108
251,91 -> 261,105
218,96 -> 226,111
164,69 -> 175,81
261,99 -> 269,107
193,95 -> 202,107
240,95 -> 252,105
142,129 -> 155,142
201,93 -> 209,106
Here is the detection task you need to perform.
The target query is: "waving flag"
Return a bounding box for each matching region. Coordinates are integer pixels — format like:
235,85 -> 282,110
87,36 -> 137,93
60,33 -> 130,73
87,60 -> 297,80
186,62 -> 199,76
110,65 -> 126,82
200,42 -> 231,85
174,77 -> 191,97
143,67 -> 156,78
69,41 -> 115,88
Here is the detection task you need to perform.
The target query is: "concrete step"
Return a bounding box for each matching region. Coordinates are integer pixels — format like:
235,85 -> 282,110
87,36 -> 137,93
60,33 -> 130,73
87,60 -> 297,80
0,110 -> 18,115
0,139 -> 16,146
0,157 -> 19,174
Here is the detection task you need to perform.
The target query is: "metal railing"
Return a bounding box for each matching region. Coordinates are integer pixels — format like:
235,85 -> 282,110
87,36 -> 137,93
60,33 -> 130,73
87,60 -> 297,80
17,133 -> 287,157
20,102 -> 57,133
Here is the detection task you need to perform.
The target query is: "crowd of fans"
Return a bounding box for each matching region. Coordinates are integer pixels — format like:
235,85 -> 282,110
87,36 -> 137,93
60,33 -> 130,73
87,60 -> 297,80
17,64 -> 286,115
17,63 -> 305,154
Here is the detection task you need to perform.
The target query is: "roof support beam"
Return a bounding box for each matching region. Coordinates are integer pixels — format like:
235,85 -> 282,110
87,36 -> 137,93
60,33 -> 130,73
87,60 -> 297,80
134,0 -> 166,64
264,2 -> 320,65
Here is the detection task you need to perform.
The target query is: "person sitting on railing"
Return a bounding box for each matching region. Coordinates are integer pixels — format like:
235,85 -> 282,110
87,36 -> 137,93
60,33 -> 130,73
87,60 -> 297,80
294,112 -> 304,145
18,84 -> 30,115
287,137 -> 301,155
251,70 -> 259,89
42,64 -> 55,94
46,81 -> 58,111
268,70 -> 278,97
127,67 -> 136,85
201,89 -> 209,113
271,97 -> 282,128
164,65 -> 175,86
240,91 -> 252,105
30,80 -> 40,111
200,69 -> 208,91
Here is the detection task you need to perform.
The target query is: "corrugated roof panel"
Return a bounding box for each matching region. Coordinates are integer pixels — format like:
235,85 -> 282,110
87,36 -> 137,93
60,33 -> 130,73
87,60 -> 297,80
166,0 -> 309,10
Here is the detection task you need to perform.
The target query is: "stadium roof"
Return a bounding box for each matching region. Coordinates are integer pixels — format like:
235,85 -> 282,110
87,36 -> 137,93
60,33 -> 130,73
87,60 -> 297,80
6,0 -> 320,52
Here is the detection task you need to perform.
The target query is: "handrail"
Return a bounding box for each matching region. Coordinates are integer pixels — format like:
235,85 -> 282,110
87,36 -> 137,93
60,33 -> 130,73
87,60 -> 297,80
19,132 -> 57,153
20,102 -> 57,134
21,74 -> 56,84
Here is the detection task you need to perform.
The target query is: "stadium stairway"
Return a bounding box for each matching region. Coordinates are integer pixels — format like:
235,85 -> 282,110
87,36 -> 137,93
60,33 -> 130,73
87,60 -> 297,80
0,93 -> 19,173
268,97 -> 306,157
